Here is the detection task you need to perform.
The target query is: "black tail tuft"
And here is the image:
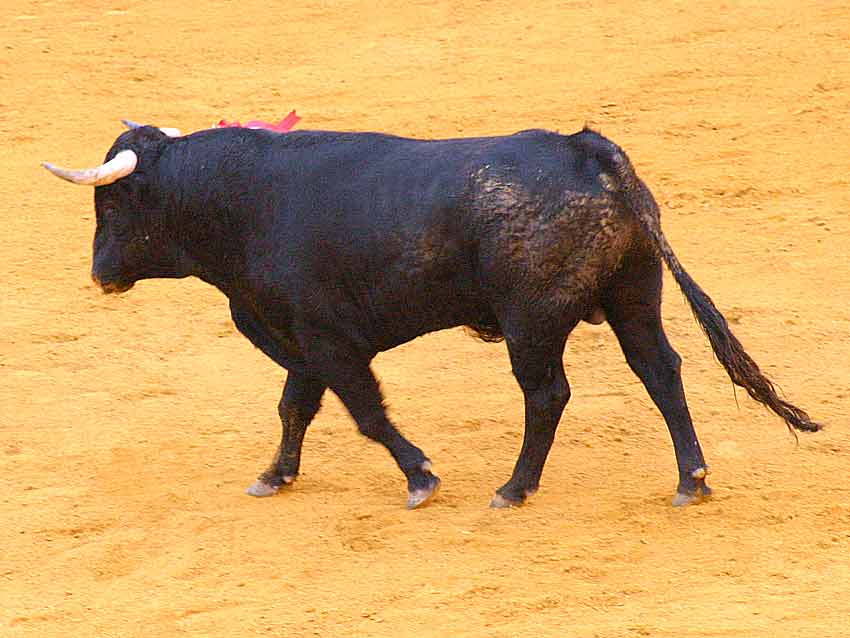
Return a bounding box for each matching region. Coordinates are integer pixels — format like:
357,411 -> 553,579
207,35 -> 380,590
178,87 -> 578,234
668,261 -> 822,434
580,130 -> 822,434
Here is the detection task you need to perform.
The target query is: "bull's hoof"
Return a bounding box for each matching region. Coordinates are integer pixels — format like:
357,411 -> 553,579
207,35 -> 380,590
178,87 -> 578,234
246,479 -> 287,497
406,475 -> 441,510
672,483 -> 712,507
489,493 -> 525,509
672,466 -> 712,507
246,472 -> 297,497
246,480 -> 279,497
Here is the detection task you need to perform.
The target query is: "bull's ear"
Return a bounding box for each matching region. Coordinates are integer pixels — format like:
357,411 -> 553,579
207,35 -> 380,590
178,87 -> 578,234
122,119 -> 182,138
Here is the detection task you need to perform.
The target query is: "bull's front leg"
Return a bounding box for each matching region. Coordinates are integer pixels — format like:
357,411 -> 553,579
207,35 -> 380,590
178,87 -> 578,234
298,328 -> 441,509
247,373 -> 326,497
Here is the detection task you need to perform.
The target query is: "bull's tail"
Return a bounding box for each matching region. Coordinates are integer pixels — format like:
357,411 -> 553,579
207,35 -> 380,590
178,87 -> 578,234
577,128 -> 821,433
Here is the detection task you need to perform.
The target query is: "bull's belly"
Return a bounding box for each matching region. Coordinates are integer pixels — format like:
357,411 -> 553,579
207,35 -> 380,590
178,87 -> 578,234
360,289 -> 494,352
244,250 -> 614,358
242,274 -> 492,356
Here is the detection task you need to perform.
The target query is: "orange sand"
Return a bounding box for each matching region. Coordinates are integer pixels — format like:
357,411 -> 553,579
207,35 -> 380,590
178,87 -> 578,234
2,2 -> 850,636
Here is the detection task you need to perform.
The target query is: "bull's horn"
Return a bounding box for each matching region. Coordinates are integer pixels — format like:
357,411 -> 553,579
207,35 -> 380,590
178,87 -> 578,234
122,119 -> 181,138
42,149 -> 138,186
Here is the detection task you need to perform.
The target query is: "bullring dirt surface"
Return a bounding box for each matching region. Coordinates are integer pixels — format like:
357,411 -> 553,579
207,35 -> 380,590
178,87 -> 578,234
2,1 -> 850,636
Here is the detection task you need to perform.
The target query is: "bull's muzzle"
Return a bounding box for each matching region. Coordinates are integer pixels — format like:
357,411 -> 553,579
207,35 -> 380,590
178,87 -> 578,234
92,272 -> 134,294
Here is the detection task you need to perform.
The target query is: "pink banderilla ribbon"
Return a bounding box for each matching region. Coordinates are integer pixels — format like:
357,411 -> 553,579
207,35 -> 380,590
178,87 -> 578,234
216,110 -> 301,133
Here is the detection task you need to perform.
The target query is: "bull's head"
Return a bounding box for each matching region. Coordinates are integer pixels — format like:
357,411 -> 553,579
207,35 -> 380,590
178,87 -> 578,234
43,121 -> 193,294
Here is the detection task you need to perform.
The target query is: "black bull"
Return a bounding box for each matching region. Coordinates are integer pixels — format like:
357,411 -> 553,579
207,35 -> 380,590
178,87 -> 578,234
43,124 -> 820,509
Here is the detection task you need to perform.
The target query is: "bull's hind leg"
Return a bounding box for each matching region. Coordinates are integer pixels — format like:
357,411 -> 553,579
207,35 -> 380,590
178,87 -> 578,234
491,331 -> 571,508
299,332 -> 440,509
603,255 -> 710,506
247,373 -> 326,497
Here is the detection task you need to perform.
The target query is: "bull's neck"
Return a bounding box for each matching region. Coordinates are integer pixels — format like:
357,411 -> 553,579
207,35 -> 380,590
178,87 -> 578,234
159,151 -> 248,297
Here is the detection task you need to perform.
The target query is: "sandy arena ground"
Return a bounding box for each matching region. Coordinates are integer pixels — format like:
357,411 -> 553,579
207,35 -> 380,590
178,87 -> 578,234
2,1 -> 850,636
